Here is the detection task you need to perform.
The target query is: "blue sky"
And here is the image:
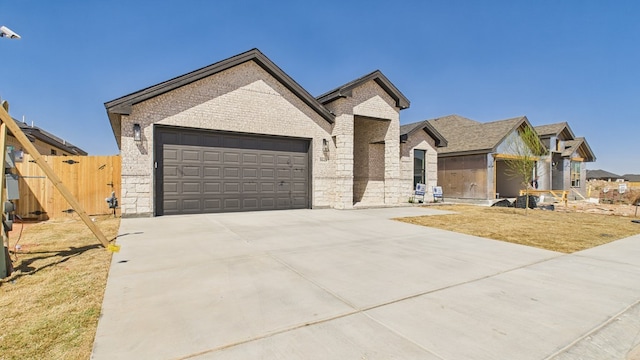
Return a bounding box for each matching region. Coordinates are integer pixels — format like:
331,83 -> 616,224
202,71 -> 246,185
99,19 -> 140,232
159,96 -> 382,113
1,1 -> 638,174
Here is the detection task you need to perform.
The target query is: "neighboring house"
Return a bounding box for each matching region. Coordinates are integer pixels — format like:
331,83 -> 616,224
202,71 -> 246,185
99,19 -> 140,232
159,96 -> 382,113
6,119 -> 88,157
404,114 -> 542,201
534,122 -> 596,196
105,49 -> 413,217
399,121 -> 447,201
586,169 -> 621,181
622,174 -> 640,182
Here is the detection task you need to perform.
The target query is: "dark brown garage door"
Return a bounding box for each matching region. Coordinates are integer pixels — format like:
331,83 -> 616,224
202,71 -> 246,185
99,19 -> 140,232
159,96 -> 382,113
155,127 -> 310,215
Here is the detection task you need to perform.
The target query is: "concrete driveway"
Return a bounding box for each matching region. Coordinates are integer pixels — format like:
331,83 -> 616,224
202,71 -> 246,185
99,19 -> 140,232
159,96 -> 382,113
92,207 -> 640,359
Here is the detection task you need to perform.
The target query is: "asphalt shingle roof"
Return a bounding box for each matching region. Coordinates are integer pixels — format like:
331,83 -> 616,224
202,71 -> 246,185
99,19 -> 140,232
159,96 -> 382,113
423,114 -> 527,155
586,169 -> 621,180
533,122 -> 574,139
561,137 -> 596,161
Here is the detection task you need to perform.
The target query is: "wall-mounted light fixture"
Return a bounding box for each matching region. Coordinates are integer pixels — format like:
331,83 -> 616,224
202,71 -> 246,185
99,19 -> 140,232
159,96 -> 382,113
133,123 -> 141,142
322,139 -> 330,153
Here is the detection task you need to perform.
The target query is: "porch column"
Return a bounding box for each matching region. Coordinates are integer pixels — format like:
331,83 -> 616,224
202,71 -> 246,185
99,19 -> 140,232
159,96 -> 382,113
332,114 -> 354,209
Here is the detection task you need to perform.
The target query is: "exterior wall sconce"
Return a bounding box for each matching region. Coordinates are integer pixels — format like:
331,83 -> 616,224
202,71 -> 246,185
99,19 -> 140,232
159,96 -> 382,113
133,123 -> 142,142
322,139 -> 330,153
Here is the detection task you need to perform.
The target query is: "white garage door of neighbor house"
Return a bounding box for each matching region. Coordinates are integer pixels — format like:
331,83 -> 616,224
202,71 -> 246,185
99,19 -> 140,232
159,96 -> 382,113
155,127 -> 310,215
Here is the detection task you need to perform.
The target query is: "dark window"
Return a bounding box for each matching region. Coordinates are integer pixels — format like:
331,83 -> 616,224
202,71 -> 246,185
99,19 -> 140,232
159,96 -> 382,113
50,149 -> 57,155
413,149 -> 426,189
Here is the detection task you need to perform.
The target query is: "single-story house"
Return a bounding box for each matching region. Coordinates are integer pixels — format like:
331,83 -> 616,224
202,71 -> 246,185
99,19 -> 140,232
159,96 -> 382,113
106,48 -> 435,217
622,174 -> 640,182
534,122 -> 596,196
586,169 -> 621,182
399,121 -> 447,200
6,119 -> 87,157
402,114 -> 543,200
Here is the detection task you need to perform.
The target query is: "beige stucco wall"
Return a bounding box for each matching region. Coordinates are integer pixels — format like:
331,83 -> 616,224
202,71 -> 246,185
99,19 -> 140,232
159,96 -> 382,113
120,61 -> 335,216
400,130 -> 439,202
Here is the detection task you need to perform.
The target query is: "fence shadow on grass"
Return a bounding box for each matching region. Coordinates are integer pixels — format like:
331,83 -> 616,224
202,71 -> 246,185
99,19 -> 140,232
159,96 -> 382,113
1,244 -> 102,285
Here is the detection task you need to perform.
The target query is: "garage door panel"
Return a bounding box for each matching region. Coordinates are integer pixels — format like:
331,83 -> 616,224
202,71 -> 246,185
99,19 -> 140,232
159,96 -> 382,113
163,199 -> 178,211
204,167 -> 221,178
224,198 -> 241,211
182,166 -> 201,177
164,148 -> 179,161
157,128 -> 309,215
183,199 -> 201,211
260,168 -> 275,179
260,198 -> 275,208
292,182 -> 306,192
243,168 -> 258,179
260,182 -> 275,192
204,182 -> 221,193
204,199 -> 222,211
224,168 -> 240,179
164,165 -> 179,177
292,196 -> 307,207
242,198 -> 259,210
203,151 -> 221,163
182,150 -> 201,162
277,169 -> 291,178
164,182 -> 178,193
223,152 -> 240,164
277,155 -> 290,165
292,168 -> 306,179
292,155 -> 306,165
182,182 -> 201,194
242,153 -> 258,165
224,182 -> 240,193
260,154 -> 275,165
242,182 -> 258,193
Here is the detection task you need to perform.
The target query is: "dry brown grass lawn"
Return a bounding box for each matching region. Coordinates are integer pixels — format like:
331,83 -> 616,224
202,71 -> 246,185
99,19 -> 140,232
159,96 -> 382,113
397,204 -> 640,253
0,216 -> 120,360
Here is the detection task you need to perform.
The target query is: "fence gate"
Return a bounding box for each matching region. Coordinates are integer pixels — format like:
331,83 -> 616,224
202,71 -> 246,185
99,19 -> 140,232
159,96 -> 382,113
13,155 -> 121,220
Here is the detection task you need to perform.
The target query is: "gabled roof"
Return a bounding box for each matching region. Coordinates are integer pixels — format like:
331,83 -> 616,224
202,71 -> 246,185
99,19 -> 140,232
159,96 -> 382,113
426,114 -> 534,156
316,70 -> 410,110
561,137 -> 596,162
534,122 -> 575,140
12,119 -> 88,155
105,48 -> 335,149
586,169 -> 621,180
399,120 -> 447,147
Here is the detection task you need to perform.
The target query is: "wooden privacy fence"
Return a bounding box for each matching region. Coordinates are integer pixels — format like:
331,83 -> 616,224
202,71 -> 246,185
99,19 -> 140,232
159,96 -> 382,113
12,155 -> 121,221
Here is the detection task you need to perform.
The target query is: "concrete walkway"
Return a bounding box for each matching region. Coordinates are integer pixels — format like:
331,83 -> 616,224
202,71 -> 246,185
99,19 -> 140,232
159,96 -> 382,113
92,207 -> 640,359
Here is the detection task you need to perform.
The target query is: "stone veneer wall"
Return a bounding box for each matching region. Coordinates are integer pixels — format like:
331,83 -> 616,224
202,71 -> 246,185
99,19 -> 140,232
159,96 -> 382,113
353,116 -> 389,205
324,80 -> 402,208
400,130 -> 438,202
119,61 -> 335,216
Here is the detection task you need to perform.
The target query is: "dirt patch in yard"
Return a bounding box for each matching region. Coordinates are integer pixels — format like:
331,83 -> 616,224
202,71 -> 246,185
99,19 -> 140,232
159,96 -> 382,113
0,215 -> 120,360
397,203 -> 640,253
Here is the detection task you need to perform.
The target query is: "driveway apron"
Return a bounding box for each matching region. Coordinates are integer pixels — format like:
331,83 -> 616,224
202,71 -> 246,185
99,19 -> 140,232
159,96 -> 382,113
92,207 -> 640,360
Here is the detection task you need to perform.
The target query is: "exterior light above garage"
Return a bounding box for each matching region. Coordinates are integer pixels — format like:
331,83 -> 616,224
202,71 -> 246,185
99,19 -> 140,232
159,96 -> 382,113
133,124 -> 142,142
322,139 -> 329,153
